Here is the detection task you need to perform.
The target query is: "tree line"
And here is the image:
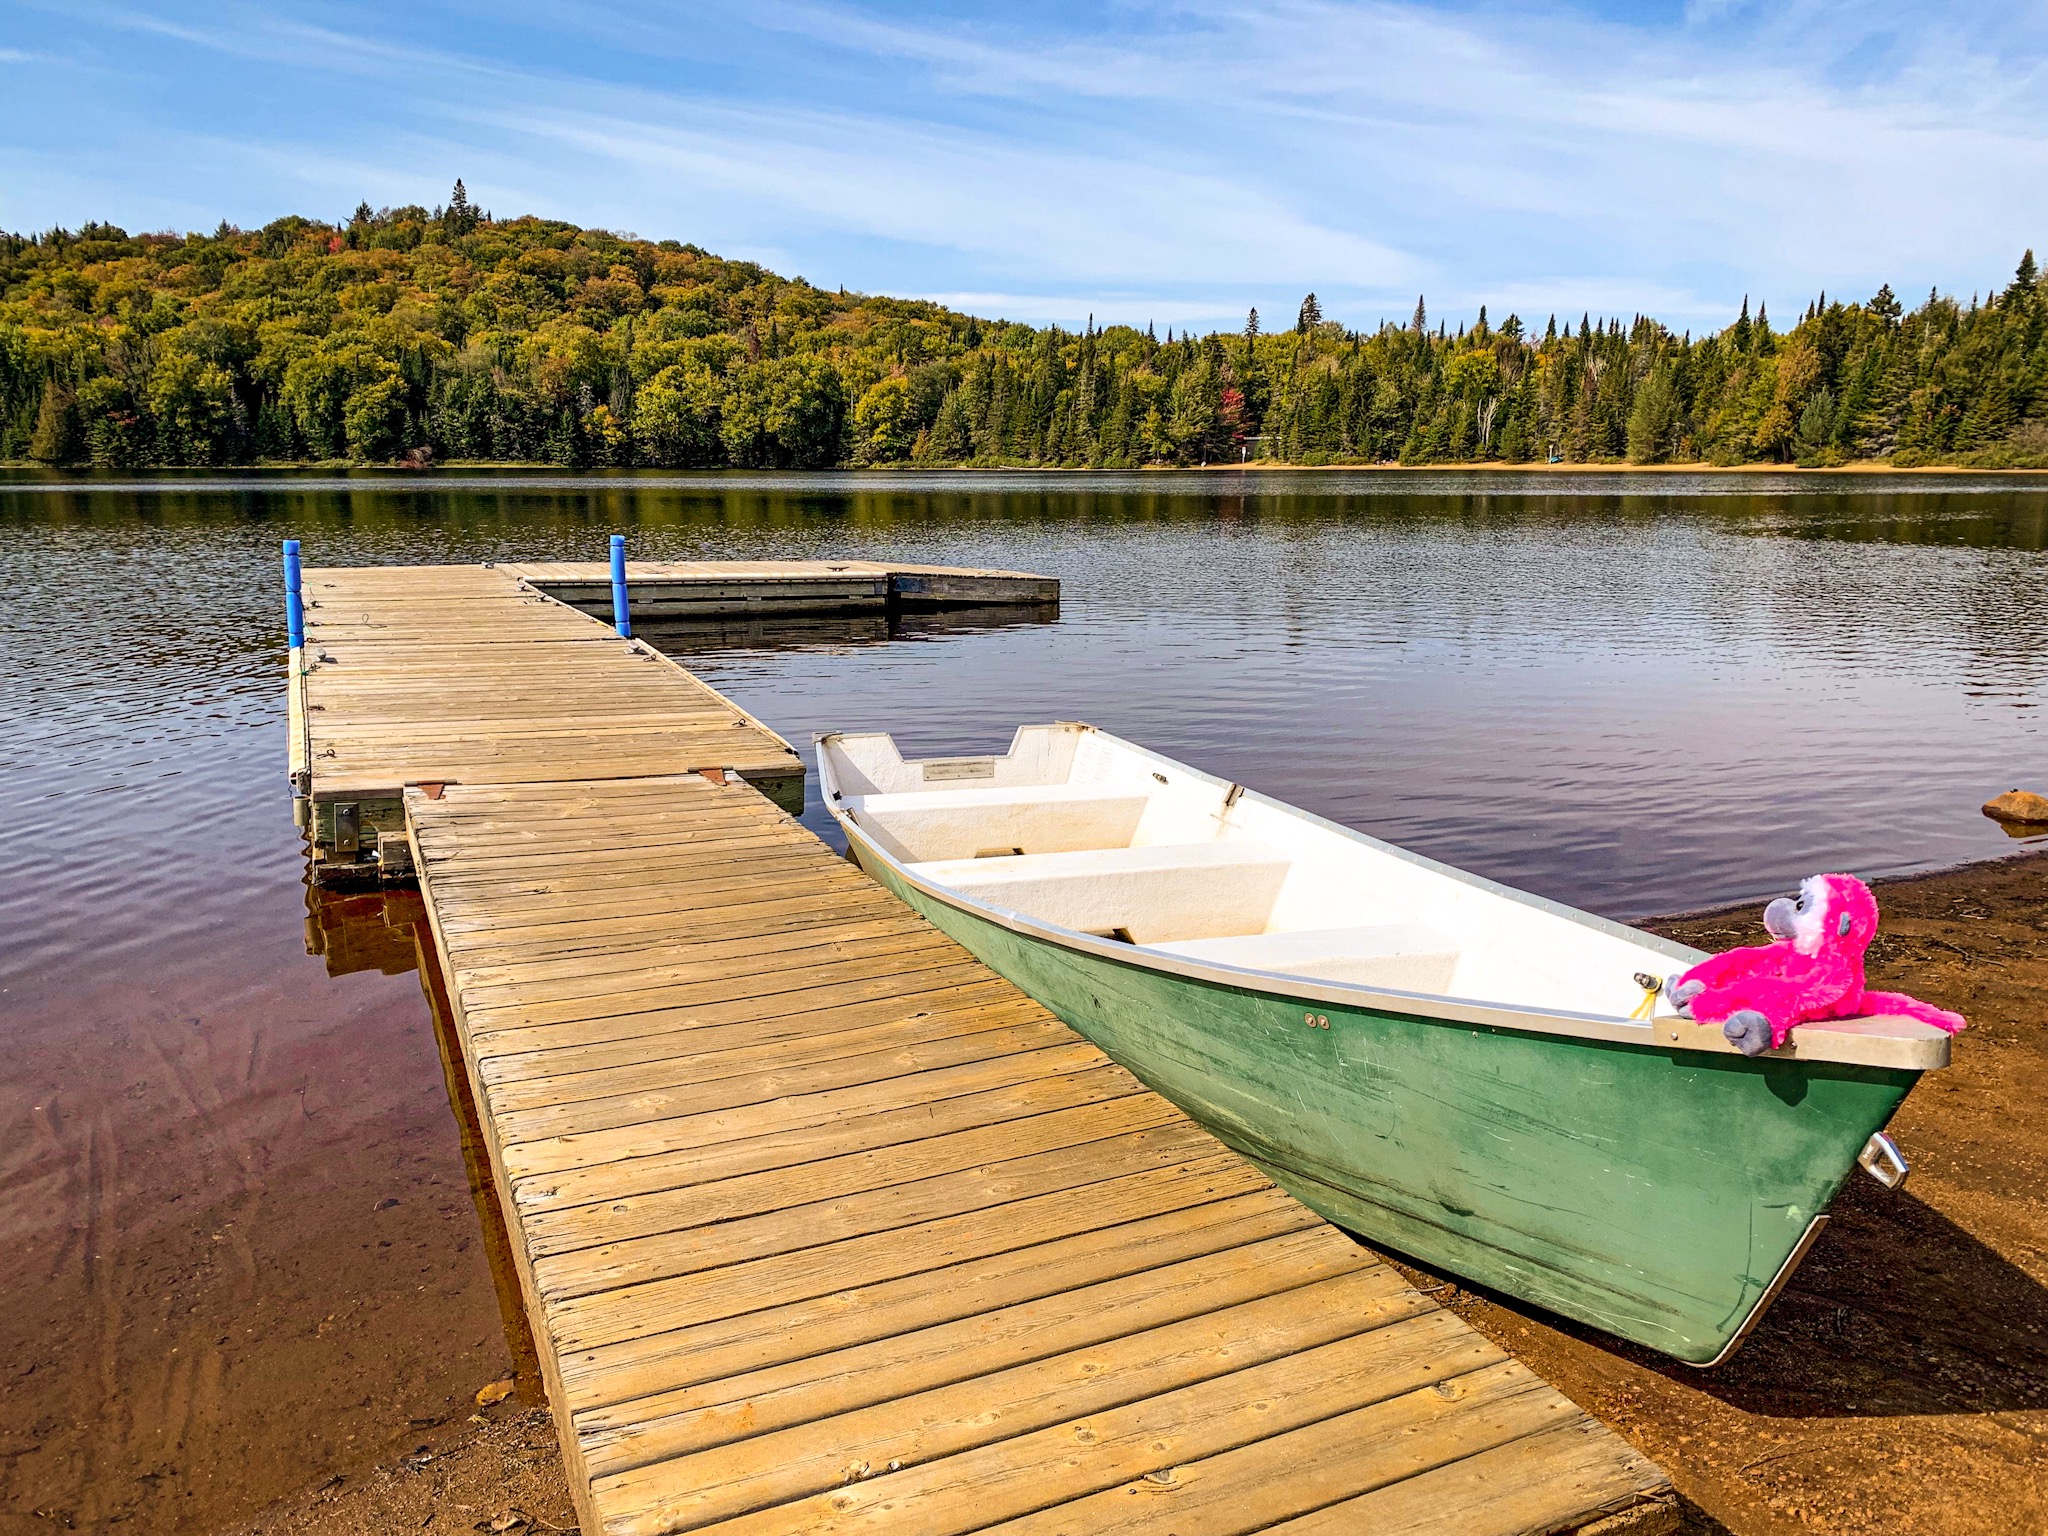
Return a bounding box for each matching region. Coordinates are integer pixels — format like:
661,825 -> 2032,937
7,184 -> 2047,470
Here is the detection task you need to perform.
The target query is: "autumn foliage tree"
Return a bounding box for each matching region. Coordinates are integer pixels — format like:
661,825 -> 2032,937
7,196 -> 2048,469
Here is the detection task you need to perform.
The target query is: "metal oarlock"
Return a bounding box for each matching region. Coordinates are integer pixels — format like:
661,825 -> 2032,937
1858,1131 -> 1909,1189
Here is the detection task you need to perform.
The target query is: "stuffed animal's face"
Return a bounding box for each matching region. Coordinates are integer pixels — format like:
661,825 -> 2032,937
1762,872 -> 1878,958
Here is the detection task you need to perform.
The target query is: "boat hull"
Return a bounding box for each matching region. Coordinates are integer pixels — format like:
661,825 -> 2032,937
853,844 -> 1916,1365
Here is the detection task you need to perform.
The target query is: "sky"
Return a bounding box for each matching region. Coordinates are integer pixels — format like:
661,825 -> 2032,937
5,0 -> 2048,335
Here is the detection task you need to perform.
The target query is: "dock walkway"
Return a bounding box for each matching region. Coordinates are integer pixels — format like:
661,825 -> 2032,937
294,559 -> 1677,1536
290,560 -> 1052,882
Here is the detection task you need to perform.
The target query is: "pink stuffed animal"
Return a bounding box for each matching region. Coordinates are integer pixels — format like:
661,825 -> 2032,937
1666,873 -> 1967,1056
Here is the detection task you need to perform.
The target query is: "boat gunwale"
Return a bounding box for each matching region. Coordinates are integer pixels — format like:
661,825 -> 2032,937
815,726 -> 1950,1074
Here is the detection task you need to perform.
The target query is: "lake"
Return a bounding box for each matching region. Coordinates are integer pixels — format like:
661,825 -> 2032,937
3,468 -> 2045,1532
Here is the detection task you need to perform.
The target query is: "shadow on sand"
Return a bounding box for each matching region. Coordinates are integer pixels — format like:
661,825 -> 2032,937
1687,1175 -> 2048,1419
1386,1169 -> 2048,1420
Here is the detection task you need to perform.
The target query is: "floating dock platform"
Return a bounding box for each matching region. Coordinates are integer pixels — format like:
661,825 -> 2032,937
287,557 -> 1677,1536
289,559 -> 1054,883
499,559 -> 1059,622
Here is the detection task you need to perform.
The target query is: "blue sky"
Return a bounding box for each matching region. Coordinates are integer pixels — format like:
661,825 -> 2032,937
5,1 -> 2046,334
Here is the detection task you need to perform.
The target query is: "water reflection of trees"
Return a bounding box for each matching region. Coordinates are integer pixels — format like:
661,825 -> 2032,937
637,603 -> 1056,659
9,469 -> 2048,544
4,473 -> 2046,712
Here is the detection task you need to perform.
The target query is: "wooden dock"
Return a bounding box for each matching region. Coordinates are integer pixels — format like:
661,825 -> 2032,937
290,560 -> 1677,1536
289,560 -> 1052,883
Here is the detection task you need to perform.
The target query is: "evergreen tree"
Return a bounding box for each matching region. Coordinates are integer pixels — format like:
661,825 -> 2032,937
1957,378 -> 2014,449
1792,386 -> 1839,462
443,178 -> 479,238
1625,363 -> 1678,463
1296,293 -> 1321,333
2008,250 -> 2038,303
27,380 -> 79,464
1412,295 -> 1427,334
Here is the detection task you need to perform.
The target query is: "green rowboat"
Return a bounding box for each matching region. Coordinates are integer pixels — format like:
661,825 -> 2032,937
817,722 -> 1951,1365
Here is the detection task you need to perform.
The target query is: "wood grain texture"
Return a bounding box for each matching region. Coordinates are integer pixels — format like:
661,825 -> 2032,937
403,769 -> 1670,1536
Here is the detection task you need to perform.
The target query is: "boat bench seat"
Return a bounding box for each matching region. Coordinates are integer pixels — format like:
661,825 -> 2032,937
906,840 -> 1292,944
1150,923 -> 1461,994
851,784 -> 1151,861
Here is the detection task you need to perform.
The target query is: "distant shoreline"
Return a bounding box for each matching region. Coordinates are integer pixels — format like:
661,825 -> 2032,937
8,458 -> 2048,475
1181,458 -> 2048,474
10,212 -> 2039,484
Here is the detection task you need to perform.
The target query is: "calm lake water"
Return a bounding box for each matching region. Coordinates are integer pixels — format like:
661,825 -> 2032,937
3,468 -> 2046,1531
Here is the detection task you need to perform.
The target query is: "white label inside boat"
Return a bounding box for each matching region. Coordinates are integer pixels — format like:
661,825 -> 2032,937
923,758 -> 998,782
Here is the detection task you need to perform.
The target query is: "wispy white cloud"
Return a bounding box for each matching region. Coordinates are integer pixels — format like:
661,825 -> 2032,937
463,95 -> 1413,289
62,1 -> 1418,300
87,4 -> 518,83
564,0 -> 2048,320
897,292 -> 1232,327
12,0 -> 2048,332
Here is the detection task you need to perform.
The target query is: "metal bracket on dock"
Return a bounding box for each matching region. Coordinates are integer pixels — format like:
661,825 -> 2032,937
375,831 -> 416,880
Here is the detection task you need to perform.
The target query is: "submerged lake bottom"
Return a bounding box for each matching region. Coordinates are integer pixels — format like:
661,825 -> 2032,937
2,468 -> 2045,1533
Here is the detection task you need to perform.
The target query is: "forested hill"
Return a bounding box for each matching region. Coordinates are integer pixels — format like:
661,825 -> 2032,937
5,189 -> 2046,470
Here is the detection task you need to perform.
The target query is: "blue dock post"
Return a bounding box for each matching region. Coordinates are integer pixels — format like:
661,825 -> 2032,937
609,533 -> 632,638
283,538 -> 305,650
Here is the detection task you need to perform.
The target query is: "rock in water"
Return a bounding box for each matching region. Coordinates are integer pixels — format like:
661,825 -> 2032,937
1983,789 -> 2048,825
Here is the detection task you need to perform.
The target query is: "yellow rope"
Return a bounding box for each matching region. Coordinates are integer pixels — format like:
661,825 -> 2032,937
1629,984 -> 1660,1020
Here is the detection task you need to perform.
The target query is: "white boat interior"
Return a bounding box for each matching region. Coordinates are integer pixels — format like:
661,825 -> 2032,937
817,723 -> 1952,1069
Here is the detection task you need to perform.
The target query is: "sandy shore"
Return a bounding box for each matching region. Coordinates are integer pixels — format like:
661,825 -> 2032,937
219,849 -> 2047,1536
219,1402 -> 577,1536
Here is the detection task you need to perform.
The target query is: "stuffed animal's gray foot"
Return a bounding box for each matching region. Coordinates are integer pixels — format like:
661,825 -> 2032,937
1723,1010 -> 1772,1056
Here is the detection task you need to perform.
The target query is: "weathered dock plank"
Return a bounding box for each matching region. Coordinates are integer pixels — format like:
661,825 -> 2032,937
405,771 -> 1677,1536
